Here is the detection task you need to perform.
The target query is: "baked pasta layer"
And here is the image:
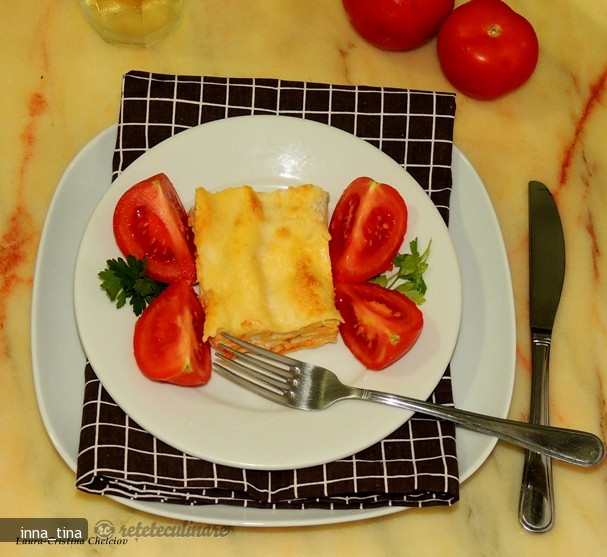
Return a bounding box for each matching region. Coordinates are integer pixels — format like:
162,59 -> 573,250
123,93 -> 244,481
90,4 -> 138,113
191,184 -> 342,353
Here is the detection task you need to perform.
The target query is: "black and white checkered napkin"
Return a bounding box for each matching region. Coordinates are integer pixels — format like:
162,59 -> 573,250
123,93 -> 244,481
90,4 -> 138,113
76,71 -> 459,510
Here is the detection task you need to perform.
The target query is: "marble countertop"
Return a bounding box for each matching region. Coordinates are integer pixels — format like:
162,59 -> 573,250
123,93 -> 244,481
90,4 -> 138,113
3,0 -> 606,554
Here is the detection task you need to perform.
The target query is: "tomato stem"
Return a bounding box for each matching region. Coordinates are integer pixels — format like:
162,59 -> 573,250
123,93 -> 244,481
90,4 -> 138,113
487,23 -> 502,38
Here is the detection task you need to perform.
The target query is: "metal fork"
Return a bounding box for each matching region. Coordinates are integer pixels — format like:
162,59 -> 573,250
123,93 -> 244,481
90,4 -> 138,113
213,334 -> 604,467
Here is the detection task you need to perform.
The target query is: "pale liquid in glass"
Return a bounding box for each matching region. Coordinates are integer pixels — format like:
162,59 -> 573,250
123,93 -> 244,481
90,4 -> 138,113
79,0 -> 183,46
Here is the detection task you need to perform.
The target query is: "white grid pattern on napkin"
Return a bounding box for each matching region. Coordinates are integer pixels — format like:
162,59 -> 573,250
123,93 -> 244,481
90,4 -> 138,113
77,72 -> 459,510
79,361 -> 457,508
112,74 -> 454,222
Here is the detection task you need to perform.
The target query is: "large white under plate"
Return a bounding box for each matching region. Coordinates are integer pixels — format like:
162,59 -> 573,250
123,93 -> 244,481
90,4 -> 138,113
32,123 -> 514,527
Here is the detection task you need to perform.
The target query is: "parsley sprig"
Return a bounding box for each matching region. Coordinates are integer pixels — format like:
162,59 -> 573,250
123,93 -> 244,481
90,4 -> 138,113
370,238 -> 431,304
98,255 -> 167,316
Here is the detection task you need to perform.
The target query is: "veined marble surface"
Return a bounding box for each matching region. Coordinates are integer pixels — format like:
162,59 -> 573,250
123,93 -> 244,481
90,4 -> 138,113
2,1 -> 606,555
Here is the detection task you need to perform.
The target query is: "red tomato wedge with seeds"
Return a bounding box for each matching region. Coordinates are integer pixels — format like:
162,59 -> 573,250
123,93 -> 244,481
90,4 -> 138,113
134,280 -> 211,386
335,281 -> 423,370
113,173 -> 196,284
329,177 -> 408,283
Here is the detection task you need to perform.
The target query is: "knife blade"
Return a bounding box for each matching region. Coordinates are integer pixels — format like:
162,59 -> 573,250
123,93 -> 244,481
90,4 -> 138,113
518,181 -> 566,532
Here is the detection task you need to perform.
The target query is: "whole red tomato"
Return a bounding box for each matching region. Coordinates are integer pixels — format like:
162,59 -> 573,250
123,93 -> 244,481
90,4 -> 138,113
437,0 -> 539,100
343,0 -> 455,51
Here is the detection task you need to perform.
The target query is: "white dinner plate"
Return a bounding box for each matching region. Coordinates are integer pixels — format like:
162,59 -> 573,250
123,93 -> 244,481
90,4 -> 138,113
31,125 -> 515,527
72,115 -> 462,470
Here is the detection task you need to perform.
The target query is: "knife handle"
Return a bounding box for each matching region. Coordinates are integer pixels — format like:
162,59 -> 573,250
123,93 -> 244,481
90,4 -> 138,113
519,332 -> 555,532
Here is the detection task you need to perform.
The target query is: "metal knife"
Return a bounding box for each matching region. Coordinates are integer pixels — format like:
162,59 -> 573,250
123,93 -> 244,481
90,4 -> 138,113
518,181 -> 566,532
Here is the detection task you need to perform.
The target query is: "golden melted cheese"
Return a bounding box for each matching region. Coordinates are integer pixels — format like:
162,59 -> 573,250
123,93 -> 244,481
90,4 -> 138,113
190,184 -> 343,353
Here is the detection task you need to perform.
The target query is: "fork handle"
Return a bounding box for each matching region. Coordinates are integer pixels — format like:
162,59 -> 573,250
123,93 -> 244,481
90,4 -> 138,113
355,388 -> 604,467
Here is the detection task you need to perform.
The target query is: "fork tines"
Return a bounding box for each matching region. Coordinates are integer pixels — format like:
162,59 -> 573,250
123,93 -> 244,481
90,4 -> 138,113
219,333 -> 300,366
212,334 -> 299,406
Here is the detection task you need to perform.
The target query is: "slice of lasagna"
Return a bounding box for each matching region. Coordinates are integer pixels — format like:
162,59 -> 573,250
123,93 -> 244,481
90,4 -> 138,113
190,184 -> 343,354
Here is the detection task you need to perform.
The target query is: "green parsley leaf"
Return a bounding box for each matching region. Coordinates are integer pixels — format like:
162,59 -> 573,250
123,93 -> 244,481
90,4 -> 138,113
98,255 -> 167,316
369,238 -> 431,304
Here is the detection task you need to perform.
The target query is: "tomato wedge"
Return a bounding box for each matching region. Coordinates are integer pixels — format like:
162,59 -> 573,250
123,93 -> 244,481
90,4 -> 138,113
335,281 -> 423,370
133,280 -> 211,386
113,173 -> 196,284
329,177 -> 407,283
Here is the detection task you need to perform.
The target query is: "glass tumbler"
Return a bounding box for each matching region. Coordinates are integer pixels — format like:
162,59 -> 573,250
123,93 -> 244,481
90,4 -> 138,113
79,0 -> 184,46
